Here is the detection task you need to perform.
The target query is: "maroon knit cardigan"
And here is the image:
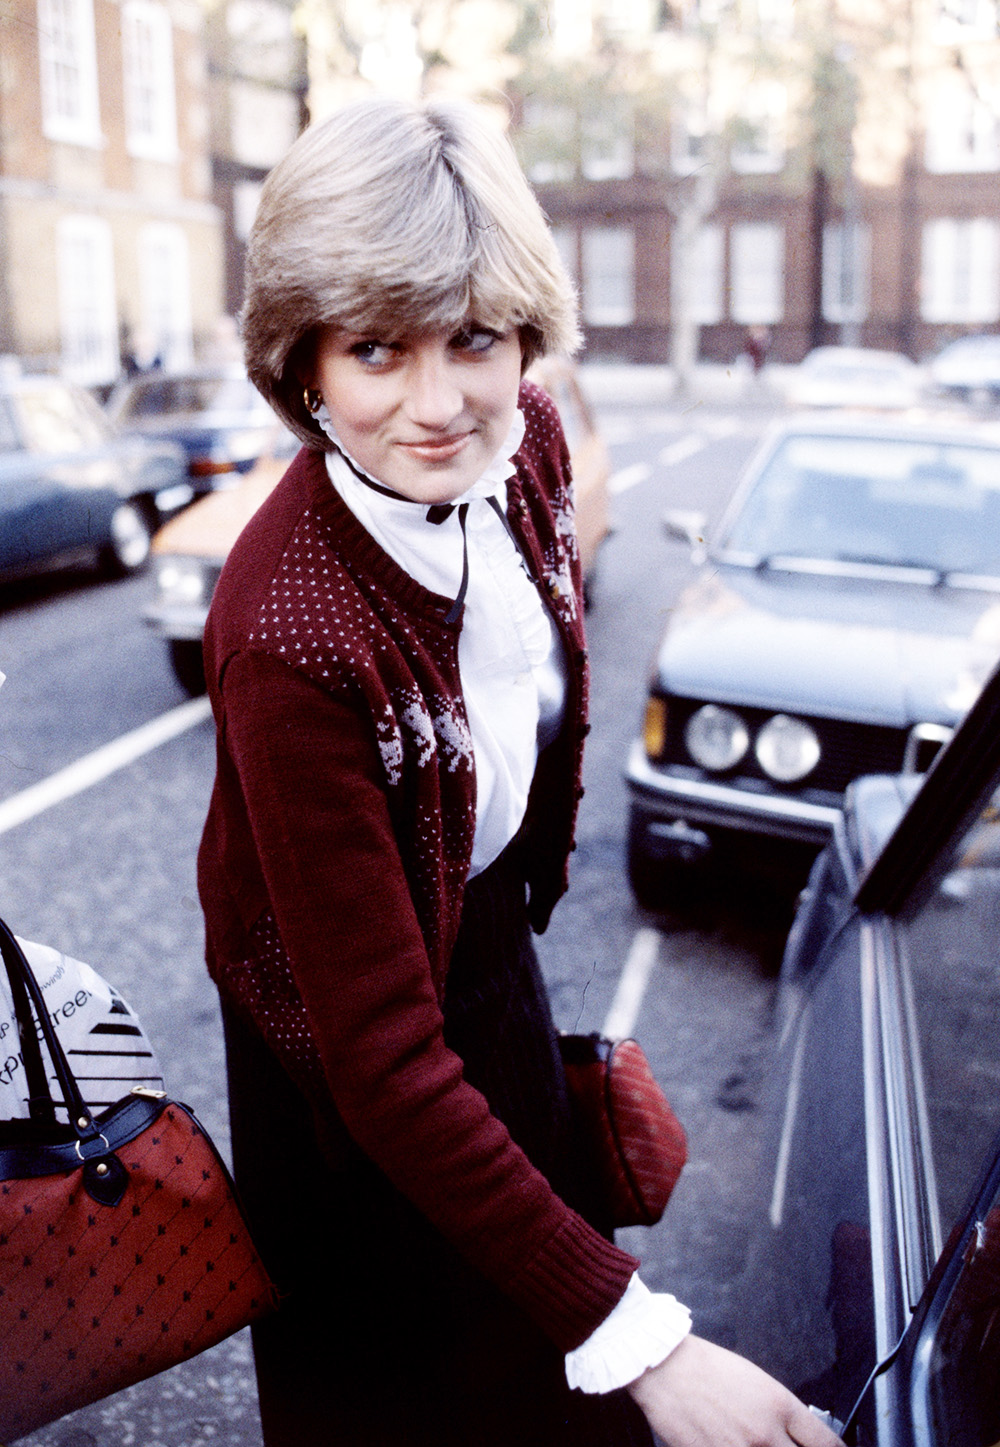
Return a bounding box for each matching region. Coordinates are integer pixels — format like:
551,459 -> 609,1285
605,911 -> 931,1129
197,381 -> 638,1351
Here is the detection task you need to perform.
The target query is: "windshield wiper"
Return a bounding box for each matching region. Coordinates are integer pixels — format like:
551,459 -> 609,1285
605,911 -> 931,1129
748,553 -> 946,583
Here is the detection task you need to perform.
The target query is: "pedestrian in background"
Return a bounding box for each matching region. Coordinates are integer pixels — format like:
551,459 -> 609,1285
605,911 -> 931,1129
197,93 -> 842,1447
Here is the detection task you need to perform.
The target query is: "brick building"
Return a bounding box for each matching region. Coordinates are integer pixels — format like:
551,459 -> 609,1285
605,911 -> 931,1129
0,0 -> 224,385
524,0 -> 1000,365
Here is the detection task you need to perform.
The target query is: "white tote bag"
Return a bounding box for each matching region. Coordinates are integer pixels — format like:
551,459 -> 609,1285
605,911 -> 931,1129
0,937 -> 164,1120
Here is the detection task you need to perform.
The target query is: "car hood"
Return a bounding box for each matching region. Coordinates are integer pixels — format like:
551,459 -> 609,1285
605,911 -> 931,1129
151,455 -> 288,558
655,565 -> 1000,726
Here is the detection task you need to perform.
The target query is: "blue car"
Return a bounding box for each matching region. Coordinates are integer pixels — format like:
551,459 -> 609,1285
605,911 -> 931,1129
731,651 -> 1000,1443
0,370 -> 187,582
107,367 -> 281,490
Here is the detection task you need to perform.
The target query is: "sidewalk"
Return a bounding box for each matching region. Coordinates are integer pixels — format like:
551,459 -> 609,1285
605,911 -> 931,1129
578,359 -> 790,409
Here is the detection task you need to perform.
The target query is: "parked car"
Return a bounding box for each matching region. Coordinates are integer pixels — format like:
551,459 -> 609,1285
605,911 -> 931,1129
0,368 -> 188,583
928,332 -> 1000,405
785,347 -> 924,411
144,363 -> 611,694
107,367 -> 281,491
730,652 -> 1000,1444
625,414 -> 1000,902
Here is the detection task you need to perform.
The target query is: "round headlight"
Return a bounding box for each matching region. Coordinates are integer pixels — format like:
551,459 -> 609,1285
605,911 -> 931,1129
685,705 -> 750,772
156,557 -> 208,605
755,714 -> 820,782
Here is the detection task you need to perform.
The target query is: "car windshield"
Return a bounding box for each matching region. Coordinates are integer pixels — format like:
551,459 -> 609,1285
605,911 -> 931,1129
115,375 -> 260,421
719,434 -> 1000,581
15,383 -> 110,453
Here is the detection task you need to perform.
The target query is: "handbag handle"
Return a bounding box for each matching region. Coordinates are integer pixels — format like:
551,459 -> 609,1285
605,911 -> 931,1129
0,917 -> 101,1140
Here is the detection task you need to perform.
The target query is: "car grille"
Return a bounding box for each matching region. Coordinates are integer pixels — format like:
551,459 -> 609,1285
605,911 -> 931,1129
661,696 -> 926,795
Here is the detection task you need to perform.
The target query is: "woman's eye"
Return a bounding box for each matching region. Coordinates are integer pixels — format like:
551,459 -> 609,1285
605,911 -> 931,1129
349,340 -> 396,367
452,328 -> 501,355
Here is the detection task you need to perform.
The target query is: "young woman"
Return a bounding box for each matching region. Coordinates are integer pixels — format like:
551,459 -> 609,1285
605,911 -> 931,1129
197,93 -> 842,1447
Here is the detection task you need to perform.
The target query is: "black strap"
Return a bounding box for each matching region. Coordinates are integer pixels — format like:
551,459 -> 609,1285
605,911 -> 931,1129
334,446 -> 417,502
5,955 -> 54,1124
0,917 -> 97,1138
427,503 -> 470,624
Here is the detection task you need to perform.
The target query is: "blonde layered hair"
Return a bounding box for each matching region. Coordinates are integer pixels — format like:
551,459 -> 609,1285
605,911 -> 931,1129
242,94 -> 581,448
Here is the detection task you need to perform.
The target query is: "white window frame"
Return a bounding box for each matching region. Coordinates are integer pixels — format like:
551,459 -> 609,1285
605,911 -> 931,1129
925,86 -> 1000,174
672,105 -> 710,177
921,217 -> 1000,323
122,0 -> 178,161
731,82 -> 786,175
730,222 -> 785,325
580,112 -> 634,181
822,222 -> 871,324
37,0 -> 101,147
138,222 -> 194,372
551,225 -> 579,286
581,227 -> 635,327
935,0 -> 997,39
676,223 -> 724,325
57,215 -> 118,386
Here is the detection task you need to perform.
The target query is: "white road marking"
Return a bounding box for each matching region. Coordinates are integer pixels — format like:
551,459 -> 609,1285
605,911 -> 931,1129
659,435 -> 707,467
609,461 -> 653,495
602,926 -> 660,1039
0,696 -> 213,837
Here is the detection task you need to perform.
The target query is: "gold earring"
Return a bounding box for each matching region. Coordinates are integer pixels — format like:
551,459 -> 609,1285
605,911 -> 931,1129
304,387 -> 323,415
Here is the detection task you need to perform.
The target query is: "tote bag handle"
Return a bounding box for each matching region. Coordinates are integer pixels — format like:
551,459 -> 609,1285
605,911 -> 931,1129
0,916 -> 99,1139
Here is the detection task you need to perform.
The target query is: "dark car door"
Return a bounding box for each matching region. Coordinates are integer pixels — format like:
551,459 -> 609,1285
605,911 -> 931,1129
0,382 -> 119,577
732,662 -> 1000,1443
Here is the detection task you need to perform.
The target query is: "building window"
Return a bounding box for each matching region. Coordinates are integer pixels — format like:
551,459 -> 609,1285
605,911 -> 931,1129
822,222 -> 871,323
731,82 -> 786,174
551,226 -> 579,286
122,0 -> 178,161
936,0 -> 997,38
730,222 -> 784,324
581,107 -> 634,181
37,0 -> 101,146
581,227 -> 635,326
674,223 -> 724,325
921,218 -> 1000,323
233,180 -> 264,243
926,86 -> 1000,173
672,101 -> 710,177
139,223 -> 193,372
57,216 -> 118,385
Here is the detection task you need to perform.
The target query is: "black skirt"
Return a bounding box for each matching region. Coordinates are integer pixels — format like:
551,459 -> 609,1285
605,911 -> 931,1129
222,847 -> 653,1447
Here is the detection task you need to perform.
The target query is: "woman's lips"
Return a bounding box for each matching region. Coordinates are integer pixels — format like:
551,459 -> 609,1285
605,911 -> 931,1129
397,432 -> 472,462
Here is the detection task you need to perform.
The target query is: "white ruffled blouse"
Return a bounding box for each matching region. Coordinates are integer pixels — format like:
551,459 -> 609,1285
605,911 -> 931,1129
321,411 -> 692,1392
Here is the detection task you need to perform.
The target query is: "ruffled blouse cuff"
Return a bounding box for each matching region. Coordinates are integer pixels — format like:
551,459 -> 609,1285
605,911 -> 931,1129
564,1273 -> 692,1394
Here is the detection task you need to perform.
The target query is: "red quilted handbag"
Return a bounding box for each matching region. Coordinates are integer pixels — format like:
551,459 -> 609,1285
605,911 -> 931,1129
560,1033 -> 687,1228
0,918 -> 277,1442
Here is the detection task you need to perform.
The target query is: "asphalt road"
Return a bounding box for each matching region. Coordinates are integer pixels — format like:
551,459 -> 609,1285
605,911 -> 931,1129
0,372 -> 800,1447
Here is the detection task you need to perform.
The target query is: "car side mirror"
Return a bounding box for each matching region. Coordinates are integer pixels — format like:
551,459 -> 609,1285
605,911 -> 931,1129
663,509 -> 708,558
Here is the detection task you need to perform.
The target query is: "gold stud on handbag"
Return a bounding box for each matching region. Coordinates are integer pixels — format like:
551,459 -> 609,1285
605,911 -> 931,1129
0,917 -> 277,1443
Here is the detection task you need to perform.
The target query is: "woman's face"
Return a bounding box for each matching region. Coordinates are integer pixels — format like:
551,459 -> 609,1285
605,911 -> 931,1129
310,323 -> 523,505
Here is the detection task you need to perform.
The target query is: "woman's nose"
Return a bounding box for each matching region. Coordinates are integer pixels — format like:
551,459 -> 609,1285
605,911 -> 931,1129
402,349 -> 463,429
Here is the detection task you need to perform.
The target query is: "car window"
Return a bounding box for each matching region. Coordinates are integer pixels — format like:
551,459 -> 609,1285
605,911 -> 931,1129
722,436 -> 1000,577
897,790 -> 1000,1239
914,1160 -> 1000,1447
15,384 -> 110,453
115,375 -> 259,419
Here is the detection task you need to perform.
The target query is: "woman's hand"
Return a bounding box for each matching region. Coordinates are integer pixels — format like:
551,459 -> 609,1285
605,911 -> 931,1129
626,1334 -> 845,1447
